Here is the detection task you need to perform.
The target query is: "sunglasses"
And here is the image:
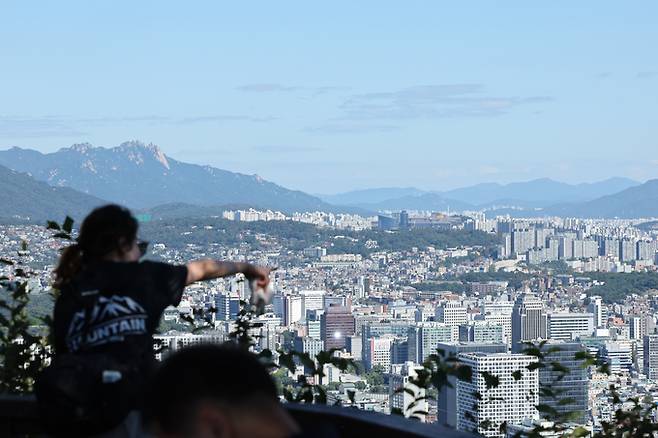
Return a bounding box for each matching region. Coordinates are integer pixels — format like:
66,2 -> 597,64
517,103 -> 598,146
137,239 -> 150,257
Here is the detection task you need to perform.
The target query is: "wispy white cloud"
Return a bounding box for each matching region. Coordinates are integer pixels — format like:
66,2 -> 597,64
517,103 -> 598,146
303,123 -> 400,134
338,84 -> 552,120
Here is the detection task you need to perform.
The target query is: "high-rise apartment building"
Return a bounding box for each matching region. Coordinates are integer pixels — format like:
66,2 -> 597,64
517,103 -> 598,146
620,239 -> 636,262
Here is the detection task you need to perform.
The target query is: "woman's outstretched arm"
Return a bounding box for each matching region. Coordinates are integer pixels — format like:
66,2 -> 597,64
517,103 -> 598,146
185,260 -> 271,288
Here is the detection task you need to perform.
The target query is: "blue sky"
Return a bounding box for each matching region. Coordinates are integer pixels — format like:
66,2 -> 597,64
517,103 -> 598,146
1,1 -> 657,193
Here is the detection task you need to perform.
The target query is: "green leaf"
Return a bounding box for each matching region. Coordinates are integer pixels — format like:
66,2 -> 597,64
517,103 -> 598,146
512,370 -> 522,381
526,362 -> 545,371
455,364 -> 473,382
480,371 -> 500,389
536,404 -> 558,416
557,397 -> 576,406
62,216 -> 74,233
571,426 -> 590,438
46,221 -> 60,230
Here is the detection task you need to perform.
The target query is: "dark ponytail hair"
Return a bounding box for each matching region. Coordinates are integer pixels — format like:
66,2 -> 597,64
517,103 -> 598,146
54,204 -> 138,289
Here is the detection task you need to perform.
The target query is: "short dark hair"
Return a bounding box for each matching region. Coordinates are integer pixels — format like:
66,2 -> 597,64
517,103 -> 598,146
144,344 -> 278,434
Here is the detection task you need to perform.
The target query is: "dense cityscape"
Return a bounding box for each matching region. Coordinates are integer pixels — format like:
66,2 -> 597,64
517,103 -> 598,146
5,208 -> 658,437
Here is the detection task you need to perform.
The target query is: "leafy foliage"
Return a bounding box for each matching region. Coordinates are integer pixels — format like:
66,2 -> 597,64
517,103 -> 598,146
585,271 -> 658,303
0,237 -> 52,393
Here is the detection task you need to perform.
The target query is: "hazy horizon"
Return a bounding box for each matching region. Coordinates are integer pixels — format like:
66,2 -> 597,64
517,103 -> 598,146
1,2 -> 657,193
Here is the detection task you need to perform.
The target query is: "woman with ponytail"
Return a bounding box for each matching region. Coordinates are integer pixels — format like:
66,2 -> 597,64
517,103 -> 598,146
39,204 -> 271,437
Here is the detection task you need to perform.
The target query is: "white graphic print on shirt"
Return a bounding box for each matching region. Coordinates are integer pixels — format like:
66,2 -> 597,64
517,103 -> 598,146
66,294 -> 148,352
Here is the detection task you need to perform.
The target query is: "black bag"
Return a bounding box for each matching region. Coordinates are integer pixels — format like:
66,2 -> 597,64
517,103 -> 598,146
35,352 -> 137,437
35,287 -> 139,437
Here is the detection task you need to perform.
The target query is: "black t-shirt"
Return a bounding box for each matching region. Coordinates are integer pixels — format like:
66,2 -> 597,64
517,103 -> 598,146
53,260 -> 188,372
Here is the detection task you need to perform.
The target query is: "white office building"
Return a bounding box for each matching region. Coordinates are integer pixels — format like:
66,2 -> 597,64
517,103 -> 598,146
456,353 -> 539,438
436,301 -> 468,326
547,312 -> 594,341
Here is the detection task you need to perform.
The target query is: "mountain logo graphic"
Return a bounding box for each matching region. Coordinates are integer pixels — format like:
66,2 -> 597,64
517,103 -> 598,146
66,294 -> 148,352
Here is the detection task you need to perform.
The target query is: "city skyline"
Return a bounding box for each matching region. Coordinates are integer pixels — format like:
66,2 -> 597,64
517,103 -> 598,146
1,2 -> 658,193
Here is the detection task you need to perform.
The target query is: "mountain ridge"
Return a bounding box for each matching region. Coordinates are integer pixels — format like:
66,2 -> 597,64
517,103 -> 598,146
0,142 -> 356,214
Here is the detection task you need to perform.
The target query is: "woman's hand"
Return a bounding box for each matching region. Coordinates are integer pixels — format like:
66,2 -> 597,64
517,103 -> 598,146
242,264 -> 272,290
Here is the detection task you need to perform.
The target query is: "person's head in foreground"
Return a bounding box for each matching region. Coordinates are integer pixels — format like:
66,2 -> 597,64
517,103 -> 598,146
145,344 -> 300,438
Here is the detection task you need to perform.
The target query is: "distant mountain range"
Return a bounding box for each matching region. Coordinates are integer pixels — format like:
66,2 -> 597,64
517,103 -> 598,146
0,142 -> 350,214
319,177 -> 640,211
545,179 -> 658,218
0,141 -> 654,220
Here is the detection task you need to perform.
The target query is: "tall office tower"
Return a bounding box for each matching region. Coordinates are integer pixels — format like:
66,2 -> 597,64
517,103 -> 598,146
307,319 -> 321,339
536,341 -> 589,424
280,295 -> 303,326
587,296 -> 608,328
389,362 -> 428,422
602,341 -> 633,374
300,290 -> 325,319
620,239 -> 637,262
391,338 -> 409,364
481,313 -> 512,345
644,334 -> 658,380
435,301 -> 468,326
399,210 -> 410,229
481,300 -> 514,344
547,312 -> 594,341
558,236 -> 574,260
602,238 -> 620,258
436,342 -> 508,427
320,305 -> 355,350
407,322 -> 458,363
512,225 -> 534,255
345,335 -> 362,360
293,336 -> 324,373
456,353 -> 539,437
630,316 -> 648,340
215,292 -> 240,321
230,276 -> 248,300
361,321 -> 412,366
366,336 -> 394,371
511,293 -> 548,352
459,321 -> 504,344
